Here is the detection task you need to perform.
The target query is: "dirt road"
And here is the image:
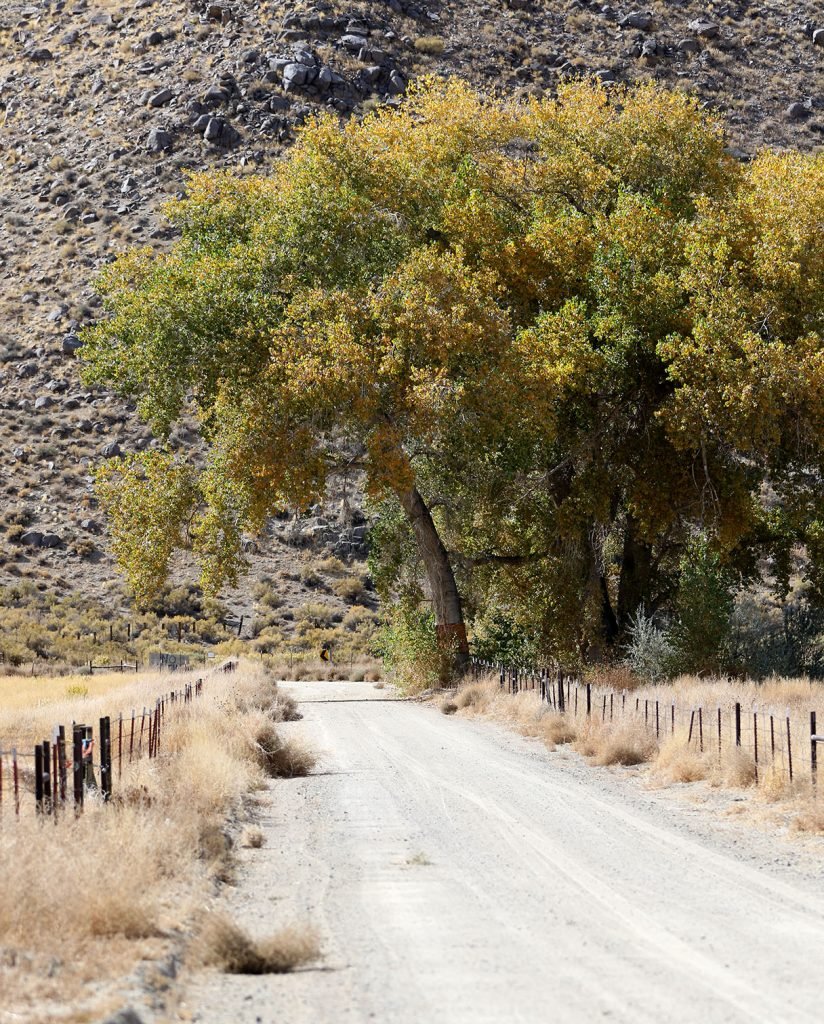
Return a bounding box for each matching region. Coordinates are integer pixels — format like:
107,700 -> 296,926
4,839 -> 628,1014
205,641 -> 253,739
182,681 -> 824,1023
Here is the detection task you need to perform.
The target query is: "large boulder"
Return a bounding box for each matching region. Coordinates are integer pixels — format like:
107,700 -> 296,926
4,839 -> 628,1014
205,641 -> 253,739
147,128 -> 173,152
203,117 -> 241,148
618,11 -> 652,30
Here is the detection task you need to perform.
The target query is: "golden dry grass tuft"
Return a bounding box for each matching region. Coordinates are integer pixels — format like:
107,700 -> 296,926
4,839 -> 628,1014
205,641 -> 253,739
792,800 -> 824,834
455,683 -> 491,711
653,734 -> 710,783
446,670 -> 824,837
539,712 -> 578,747
253,720 -> 318,778
574,719 -> 657,766
195,913 -> 319,974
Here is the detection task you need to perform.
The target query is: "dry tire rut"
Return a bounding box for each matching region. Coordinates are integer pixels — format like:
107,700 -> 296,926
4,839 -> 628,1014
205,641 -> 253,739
181,681 -> 824,1024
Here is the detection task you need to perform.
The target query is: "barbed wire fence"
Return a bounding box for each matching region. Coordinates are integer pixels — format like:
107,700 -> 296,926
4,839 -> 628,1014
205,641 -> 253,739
470,658 -> 824,792
0,659 -> 237,821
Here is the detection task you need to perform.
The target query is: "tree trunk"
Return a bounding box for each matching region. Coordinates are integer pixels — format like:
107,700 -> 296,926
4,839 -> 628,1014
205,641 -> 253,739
617,516 -> 653,633
397,487 -> 469,675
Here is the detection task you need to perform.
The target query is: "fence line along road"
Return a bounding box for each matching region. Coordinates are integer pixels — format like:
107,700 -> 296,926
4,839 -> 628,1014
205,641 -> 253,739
470,658 -> 824,792
0,660 -> 237,821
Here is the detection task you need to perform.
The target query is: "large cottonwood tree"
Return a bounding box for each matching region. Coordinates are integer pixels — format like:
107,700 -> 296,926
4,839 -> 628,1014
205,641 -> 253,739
82,77 -> 824,668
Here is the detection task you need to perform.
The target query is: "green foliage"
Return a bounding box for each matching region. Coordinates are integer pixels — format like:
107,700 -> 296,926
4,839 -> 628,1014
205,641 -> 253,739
95,452 -> 198,606
671,537 -> 735,675
80,76 -> 824,667
469,608 -> 537,666
376,601 -> 456,692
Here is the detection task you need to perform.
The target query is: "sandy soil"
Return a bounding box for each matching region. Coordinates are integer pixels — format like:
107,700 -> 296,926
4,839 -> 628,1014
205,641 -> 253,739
179,681 -> 824,1023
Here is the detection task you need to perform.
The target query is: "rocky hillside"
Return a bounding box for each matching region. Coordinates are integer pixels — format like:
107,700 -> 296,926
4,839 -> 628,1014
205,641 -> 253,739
0,0 -> 821,630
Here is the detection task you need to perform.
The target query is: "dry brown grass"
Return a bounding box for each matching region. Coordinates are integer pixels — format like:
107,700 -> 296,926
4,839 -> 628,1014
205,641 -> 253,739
573,719 -> 657,766
450,677 -> 578,750
446,670 -> 824,834
653,733 -> 711,783
792,799 -> 824,834
0,661 -> 318,1021
266,658 -> 383,682
240,825 -> 265,848
195,913 -> 319,974
253,720 -> 318,778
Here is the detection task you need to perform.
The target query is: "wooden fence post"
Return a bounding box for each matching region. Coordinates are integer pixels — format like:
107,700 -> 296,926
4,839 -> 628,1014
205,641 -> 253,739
12,749 -> 19,816
57,725 -> 67,804
35,743 -> 44,813
42,740 -> 51,815
811,711 -> 817,788
99,717 -> 112,802
72,726 -> 84,811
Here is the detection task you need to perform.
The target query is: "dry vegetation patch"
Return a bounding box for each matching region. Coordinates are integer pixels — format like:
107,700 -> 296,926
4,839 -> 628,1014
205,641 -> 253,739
0,661 -> 318,1022
444,671 -> 824,835
195,914 -> 319,975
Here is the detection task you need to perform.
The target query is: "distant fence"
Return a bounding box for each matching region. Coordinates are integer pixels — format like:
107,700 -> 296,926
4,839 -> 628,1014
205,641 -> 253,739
0,660 -> 237,820
470,658 -> 824,790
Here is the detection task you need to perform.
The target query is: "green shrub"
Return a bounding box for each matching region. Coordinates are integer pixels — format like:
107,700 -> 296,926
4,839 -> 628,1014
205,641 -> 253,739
376,601 -> 456,692
622,609 -> 676,682
671,537 -> 734,675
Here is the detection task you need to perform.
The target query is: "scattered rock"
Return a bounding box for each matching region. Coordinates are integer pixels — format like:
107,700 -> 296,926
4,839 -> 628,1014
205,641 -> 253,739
20,531 -> 44,548
688,19 -> 719,40
101,442 -> 122,458
386,70 -> 407,95
147,128 -> 173,153
61,334 -> 83,354
203,84 -> 229,106
101,1010 -> 144,1024
341,33 -> 369,52
283,63 -> 310,89
786,102 -> 810,120
812,29 -> 824,47
202,117 -> 241,148
148,87 -> 173,107
618,11 -> 652,31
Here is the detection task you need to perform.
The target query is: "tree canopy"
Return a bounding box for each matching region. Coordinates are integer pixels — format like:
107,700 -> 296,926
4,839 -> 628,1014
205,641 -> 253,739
82,77 -> 824,670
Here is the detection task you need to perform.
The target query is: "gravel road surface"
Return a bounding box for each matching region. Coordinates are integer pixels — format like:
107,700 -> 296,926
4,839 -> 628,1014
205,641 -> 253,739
181,681 -> 824,1024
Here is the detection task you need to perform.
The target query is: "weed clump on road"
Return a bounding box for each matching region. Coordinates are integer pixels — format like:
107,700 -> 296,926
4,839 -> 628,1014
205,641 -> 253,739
254,721 -> 318,777
240,826 -> 266,849
196,914 -> 319,974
